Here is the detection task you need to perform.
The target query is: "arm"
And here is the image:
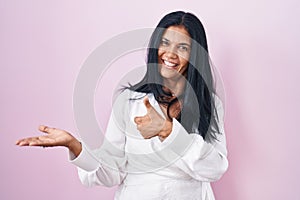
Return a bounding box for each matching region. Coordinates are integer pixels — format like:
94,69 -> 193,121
16,90 -> 130,187
16,120 -> 126,187
69,90 -> 129,187
132,93 -> 228,181
153,96 -> 228,182
172,120 -> 228,182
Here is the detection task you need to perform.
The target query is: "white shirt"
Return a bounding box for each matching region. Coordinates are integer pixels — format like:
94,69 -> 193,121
70,89 -> 228,200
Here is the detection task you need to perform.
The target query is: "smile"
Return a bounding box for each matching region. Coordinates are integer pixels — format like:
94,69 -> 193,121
162,59 -> 178,68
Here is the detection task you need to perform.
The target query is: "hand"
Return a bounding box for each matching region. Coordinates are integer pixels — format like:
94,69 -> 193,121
16,125 -> 82,157
134,97 -> 172,140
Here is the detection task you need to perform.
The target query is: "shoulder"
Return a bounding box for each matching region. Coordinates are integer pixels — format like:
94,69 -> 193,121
212,93 -> 223,105
116,88 -> 148,100
112,89 -> 149,111
211,93 -> 225,123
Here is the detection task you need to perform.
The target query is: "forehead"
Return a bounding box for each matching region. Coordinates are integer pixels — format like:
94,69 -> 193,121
162,26 -> 191,44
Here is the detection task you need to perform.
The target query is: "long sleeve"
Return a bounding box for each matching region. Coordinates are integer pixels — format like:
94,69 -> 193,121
152,95 -> 228,182
69,90 -> 130,187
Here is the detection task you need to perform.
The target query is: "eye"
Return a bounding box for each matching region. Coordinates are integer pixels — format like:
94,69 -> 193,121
178,45 -> 189,52
160,39 -> 169,46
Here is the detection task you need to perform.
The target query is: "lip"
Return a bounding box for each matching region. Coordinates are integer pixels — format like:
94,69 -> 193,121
161,59 -> 179,69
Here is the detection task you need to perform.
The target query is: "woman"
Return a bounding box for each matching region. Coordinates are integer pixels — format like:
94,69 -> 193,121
16,11 -> 228,200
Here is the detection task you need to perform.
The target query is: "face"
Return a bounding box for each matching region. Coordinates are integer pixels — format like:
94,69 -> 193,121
158,25 -> 191,81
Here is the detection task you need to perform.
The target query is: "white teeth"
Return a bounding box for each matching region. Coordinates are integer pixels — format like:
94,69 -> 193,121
163,60 -> 177,67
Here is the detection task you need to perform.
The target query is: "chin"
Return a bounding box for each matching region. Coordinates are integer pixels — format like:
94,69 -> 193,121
160,69 -> 180,80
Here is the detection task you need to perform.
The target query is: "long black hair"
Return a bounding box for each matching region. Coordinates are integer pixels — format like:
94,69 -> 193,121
127,11 -> 221,142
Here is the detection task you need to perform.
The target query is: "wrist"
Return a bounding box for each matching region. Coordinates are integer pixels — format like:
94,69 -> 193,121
67,137 -> 82,157
158,119 -> 173,140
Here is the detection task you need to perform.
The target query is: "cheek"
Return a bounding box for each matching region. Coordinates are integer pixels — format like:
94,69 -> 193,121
183,53 -> 191,61
177,52 -> 190,64
179,57 -> 189,67
158,49 -> 163,59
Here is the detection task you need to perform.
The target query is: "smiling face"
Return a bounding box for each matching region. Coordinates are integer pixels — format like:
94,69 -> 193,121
158,25 -> 191,81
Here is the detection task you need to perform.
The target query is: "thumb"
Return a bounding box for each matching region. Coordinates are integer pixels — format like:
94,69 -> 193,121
39,125 -> 55,134
143,96 -> 152,111
134,116 -> 143,124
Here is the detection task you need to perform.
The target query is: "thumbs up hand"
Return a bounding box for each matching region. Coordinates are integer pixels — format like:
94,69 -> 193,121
134,96 -> 172,140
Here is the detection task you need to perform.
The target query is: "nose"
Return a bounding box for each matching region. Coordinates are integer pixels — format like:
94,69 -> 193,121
164,46 -> 178,59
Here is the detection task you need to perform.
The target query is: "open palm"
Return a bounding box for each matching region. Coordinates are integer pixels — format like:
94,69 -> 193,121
16,125 -> 74,147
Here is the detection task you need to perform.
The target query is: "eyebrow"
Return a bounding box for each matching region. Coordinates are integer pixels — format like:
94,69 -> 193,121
162,37 -> 191,46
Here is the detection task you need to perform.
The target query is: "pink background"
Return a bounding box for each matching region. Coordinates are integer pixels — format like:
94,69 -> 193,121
1,0 -> 300,199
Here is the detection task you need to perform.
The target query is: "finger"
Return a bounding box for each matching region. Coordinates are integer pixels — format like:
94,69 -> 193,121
26,136 -> 51,147
28,137 -> 42,146
16,137 -> 38,146
39,125 -> 55,134
135,115 -> 152,125
136,124 -> 142,131
15,139 -> 22,145
143,96 -> 152,111
134,116 -> 143,124
29,138 -> 48,146
16,139 -> 29,146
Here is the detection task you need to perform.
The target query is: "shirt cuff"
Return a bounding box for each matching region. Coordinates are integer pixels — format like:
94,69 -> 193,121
69,142 -> 100,171
152,118 -> 199,157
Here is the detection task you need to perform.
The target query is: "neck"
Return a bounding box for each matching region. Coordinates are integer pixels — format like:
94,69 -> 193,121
163,76 -> 186,97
